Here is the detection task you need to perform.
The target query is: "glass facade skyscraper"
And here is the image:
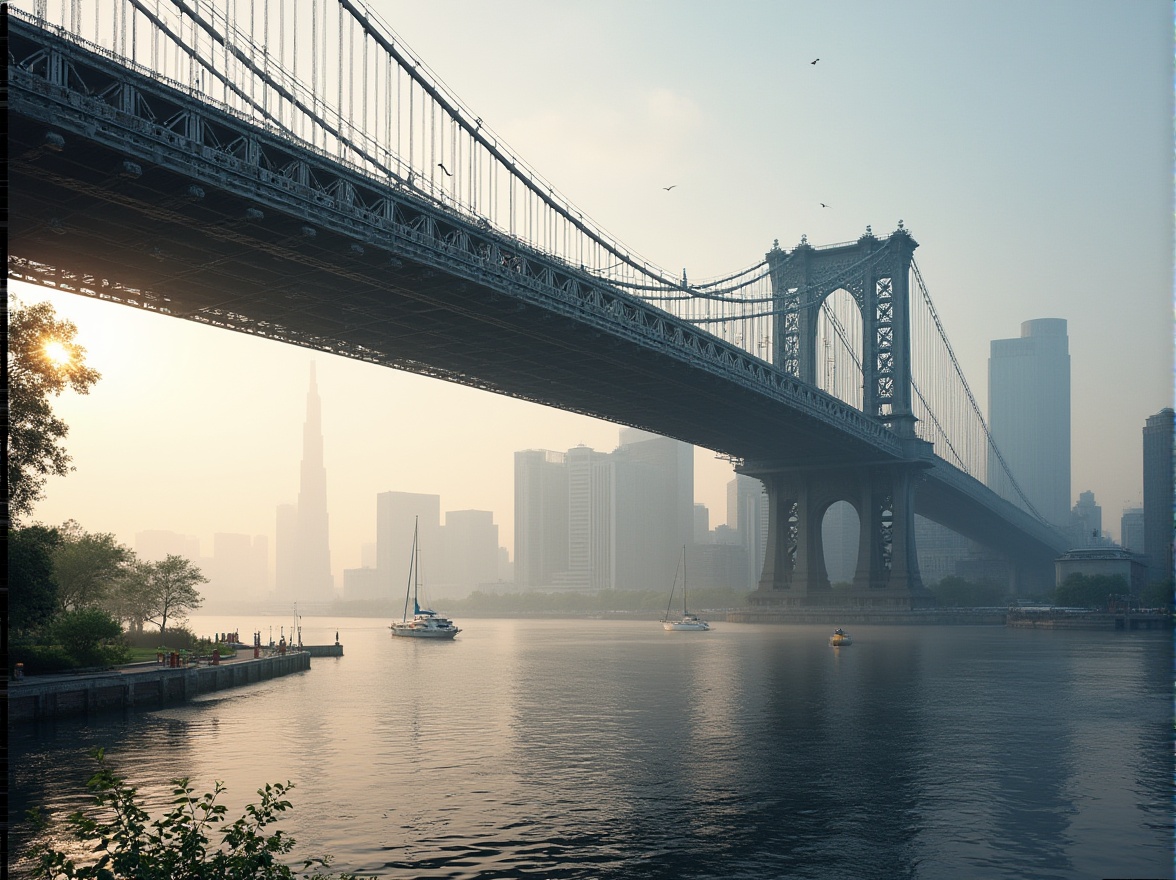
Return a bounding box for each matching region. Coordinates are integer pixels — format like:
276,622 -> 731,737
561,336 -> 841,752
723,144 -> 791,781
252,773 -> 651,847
987,319 -> 1071,529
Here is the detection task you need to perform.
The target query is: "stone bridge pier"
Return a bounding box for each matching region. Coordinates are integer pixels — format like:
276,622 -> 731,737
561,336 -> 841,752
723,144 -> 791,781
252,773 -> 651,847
743,457 -> 937,609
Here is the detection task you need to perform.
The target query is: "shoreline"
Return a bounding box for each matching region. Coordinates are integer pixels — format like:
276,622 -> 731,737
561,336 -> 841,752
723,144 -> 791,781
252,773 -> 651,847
9,650 -> 312,725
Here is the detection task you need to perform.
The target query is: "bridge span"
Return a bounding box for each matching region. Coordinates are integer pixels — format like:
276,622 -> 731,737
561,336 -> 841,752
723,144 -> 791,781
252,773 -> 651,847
6,8 -> 1067,603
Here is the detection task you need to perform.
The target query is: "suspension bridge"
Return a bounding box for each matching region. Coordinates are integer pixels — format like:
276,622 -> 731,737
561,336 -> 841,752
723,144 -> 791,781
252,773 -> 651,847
6,1 -> 1069,605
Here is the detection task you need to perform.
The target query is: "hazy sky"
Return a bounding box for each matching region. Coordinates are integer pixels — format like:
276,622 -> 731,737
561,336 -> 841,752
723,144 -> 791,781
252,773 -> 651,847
16,0 -> 1172,585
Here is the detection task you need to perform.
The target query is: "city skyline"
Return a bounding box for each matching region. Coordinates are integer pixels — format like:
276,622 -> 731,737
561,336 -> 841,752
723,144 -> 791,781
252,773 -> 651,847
16,0 -> 1171,590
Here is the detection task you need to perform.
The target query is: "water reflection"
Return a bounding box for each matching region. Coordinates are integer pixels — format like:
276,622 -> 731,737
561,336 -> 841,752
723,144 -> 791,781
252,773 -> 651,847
8,618 -> 1172,880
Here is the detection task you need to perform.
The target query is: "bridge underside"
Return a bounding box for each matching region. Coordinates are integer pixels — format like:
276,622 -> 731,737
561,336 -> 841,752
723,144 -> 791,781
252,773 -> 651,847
9,110 -> 884,471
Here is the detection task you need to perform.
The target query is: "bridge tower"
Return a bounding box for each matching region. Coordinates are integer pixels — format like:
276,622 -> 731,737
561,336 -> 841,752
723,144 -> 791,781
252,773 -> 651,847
744,225 -> 935,608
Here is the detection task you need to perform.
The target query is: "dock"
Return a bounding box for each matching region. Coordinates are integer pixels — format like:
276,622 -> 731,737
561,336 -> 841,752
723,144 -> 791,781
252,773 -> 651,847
9,650 -> 312,724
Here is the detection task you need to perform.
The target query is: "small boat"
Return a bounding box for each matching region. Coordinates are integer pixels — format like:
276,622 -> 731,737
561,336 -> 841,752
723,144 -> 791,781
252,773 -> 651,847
390,518 -> 461,640
829,628 -> 852,646
662,547 -> 710,632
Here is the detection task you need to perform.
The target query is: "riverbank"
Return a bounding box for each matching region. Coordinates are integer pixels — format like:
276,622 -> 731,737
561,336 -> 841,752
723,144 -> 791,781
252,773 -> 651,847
725,608 -> 1009,625
727,607 -> 1172,628
8,651 -> 312,724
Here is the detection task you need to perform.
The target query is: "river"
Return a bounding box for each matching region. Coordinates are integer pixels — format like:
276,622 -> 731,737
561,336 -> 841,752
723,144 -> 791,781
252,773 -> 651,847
9,616 -> 1173,879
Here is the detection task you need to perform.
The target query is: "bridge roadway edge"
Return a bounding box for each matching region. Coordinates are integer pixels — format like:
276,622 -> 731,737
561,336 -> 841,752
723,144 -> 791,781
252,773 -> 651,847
6,13 -> 1065,583
8,651 -> 312,725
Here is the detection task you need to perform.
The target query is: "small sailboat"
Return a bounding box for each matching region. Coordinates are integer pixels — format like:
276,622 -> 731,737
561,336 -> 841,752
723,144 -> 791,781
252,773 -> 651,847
390,518 -> 461,640
829,628 -> 852,646
662,547 -> 710,631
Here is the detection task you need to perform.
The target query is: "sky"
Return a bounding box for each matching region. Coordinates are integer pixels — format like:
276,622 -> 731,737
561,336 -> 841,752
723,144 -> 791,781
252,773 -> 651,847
14,0 -> 1173,586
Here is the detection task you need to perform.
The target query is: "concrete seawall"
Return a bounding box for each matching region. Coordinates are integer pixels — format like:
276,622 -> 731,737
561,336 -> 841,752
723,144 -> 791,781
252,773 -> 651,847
9,651 -> 311,724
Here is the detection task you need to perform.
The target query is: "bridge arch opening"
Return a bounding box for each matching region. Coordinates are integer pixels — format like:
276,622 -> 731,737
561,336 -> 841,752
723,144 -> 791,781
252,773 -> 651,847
815,288 -> 864,410
821,500 -> 860,586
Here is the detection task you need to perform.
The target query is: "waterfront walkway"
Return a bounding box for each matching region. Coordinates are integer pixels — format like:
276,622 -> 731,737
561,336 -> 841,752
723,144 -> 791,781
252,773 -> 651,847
9,650 -> 312,724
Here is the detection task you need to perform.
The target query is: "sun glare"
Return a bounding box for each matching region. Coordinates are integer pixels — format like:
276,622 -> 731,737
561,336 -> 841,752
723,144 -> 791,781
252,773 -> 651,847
43,340 -> 72,367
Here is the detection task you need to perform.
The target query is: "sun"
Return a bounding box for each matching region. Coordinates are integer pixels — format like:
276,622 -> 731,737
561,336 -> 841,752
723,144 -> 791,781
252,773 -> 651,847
42,339 -> 72,367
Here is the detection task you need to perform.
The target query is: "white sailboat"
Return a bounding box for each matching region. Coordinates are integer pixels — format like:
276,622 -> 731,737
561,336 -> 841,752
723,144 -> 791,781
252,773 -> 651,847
662,547 -> 710,631
390,518 -> 461,640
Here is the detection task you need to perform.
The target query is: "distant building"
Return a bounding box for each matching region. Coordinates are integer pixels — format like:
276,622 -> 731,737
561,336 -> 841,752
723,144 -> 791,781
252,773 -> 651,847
514,449 -> 568,589
693,503 -> 711,544
1120,507 -> 1145,554
1055,547 -> 1147,596
560,444 -> 611,590
275,365 -> 335,604
1142,408 -> 1174,584
987,319 -> 1071,528
513,429 -> 694,592
727,474 -> 768,590
1069,490 -> 1103,546
610,429 -> 694,591
439,509 -> 500,598
377,491 -> 441,594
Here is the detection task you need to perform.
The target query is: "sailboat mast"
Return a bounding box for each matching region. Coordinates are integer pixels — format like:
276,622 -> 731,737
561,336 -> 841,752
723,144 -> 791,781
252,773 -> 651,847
401,518 -> 418,623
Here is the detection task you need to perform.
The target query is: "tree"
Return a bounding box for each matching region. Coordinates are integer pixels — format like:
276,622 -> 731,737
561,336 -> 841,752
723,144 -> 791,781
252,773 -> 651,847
9,525 -> 63,634
7,296 -> 101,524
27,749 -> 364,879
1054,572 -> 1129,609
51,522 -> 133,611
140,554 -> 207,635
49,608 -> 128,667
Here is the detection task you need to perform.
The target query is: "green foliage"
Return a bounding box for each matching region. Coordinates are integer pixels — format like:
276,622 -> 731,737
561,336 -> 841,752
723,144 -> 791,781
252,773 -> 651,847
49,609 -> 130,667
52,522 -> 133,612
9,525 -> 63,634
27,749 -> 365,880
1140,578 -> 1174,610
135,554 -> 207,635
928,576 -> 1009,608
122,624 -> 200,652
9,643 -> 76,675
7,296 -> 101,524
1053,572 -> 1130,609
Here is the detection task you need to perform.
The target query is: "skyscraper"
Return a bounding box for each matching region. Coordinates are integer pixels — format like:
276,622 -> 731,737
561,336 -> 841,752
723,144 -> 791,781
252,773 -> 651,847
275,365 -> 334,604
610,429 -> 694,590
987,318 -> 1071,528
727,474 -> 768,589
514,449 -> 568,589
1142,408 -> 1173,584
377,490 -> 441,594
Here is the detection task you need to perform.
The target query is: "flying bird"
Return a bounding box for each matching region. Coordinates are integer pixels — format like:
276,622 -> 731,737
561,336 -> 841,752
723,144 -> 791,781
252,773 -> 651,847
811,58 -> 819,65
437,162 -> 452,177
820,202 -> 830,208
663,185 -> 677,191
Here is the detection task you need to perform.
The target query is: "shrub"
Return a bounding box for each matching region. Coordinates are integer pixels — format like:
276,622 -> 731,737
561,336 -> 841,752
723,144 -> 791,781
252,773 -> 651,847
49,609 -> 130,667
9,643 -> 76,675
26,749 -> 366,879
123,624 -> 199,652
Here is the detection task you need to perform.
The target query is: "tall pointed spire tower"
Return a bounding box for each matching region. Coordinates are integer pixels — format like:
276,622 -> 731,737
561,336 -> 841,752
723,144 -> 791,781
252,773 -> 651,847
292,363 -> 334,603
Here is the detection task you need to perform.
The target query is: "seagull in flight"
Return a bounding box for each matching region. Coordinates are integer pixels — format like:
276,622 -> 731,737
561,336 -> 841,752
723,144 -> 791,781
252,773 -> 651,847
663,185 -> 677,191
820,202 -> 830,208
811,58 -> 819,65
437,162 -> 452,177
